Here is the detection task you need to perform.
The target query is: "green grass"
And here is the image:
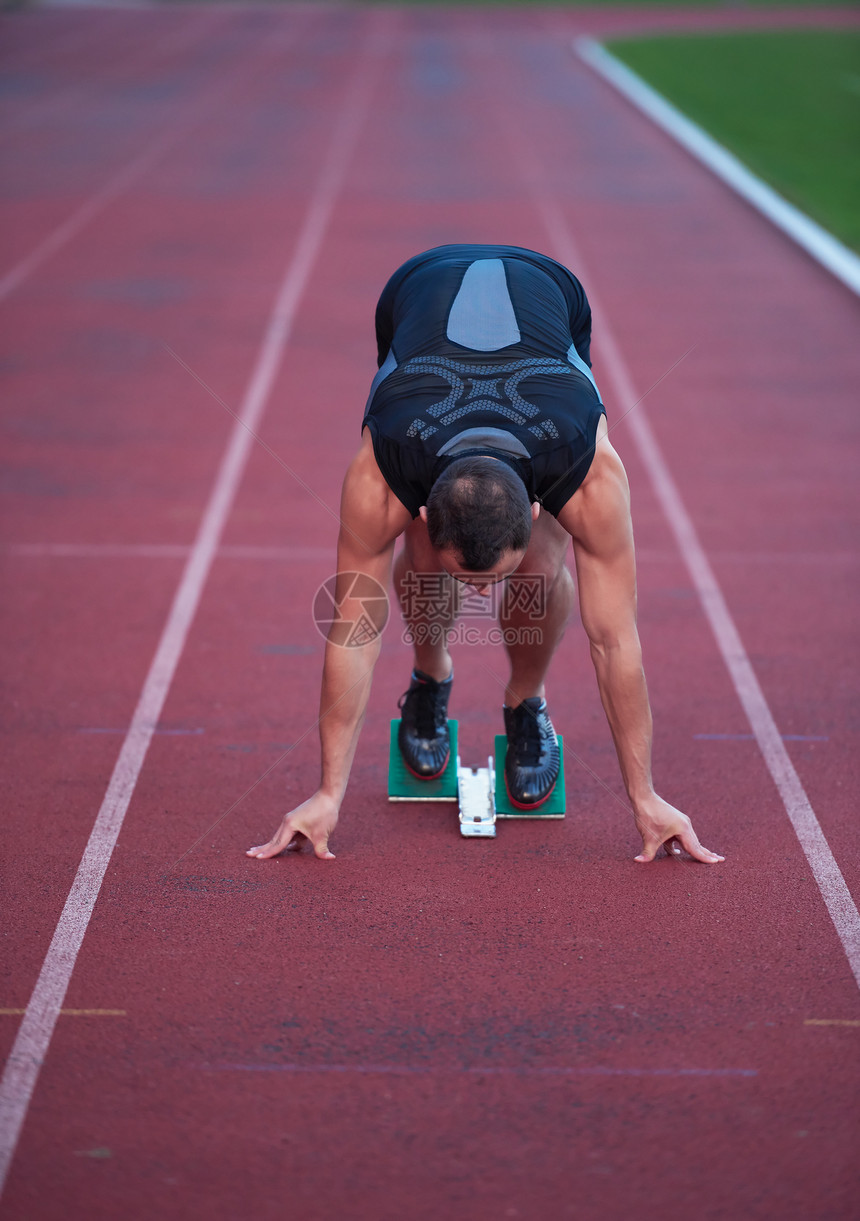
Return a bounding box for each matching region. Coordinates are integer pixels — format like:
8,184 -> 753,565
362,1 -> 852,6
363,1 -> 851,5
607,31 -> 860,252
155,0 -> 857,9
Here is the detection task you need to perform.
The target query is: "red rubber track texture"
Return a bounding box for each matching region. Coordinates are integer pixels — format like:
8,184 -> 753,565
1,7 -> 859,1221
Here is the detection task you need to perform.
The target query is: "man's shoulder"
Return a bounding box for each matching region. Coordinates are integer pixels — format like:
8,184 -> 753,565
341,434 -> 413,553
343,433 -> 394,511
556,437 -> 632,554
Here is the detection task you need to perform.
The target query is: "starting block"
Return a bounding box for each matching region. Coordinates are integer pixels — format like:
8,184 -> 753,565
388,720 -> 565,839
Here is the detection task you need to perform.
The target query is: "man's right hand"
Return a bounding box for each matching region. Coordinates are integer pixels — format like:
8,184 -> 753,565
246,790 -> 339,861
244,435 -> 408,866
632,793 -> 724,865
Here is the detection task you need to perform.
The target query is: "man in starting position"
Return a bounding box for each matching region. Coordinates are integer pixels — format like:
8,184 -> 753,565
247,244 -> 724,864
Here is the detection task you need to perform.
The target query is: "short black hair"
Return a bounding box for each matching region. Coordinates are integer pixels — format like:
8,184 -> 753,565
425,457 -> 532,572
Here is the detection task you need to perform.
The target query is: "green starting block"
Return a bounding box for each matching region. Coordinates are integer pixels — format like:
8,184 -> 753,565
388,719 -> 459,802
388,719 -> 565,838
493,735 -> 566,818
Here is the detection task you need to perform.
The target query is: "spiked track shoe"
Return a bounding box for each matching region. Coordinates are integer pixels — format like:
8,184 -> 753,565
397,669 -> 453,780
503,697 -> 560,810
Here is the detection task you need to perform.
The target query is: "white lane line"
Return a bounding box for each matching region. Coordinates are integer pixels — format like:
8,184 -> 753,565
495,44 -> 860,986
0,11 -> 310,304
0,13 -> 391,1194
6,543 -> 192,558
204,1063 -> 759,1078
621,381 -> 860,991
76,727 -> 204,736
4,543 -> 333,560
4,543 -> 855,567
635,548 -> 858,567
0,1010 -> 126,1018
524,159 -> 860,992
575,38 -> 860,299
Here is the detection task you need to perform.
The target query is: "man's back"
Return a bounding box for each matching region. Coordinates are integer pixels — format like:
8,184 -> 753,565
373,243 -> 592,363
363,244 -> 605,518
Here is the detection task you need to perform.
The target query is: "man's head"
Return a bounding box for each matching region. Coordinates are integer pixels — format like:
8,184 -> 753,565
421,456 -> 537,587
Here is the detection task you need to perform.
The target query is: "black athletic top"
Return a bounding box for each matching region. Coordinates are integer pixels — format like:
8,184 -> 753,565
361,244 -> 605,518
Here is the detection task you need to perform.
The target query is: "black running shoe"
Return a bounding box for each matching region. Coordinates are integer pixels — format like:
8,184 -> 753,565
503,697 -> 560,810
397,669 -> 453,779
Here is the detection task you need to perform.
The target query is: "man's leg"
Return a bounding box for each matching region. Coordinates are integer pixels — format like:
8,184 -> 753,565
501,510 -> 573,708
392,517 -> 460,777
500,511 -> 572,808
393,515 -> 460,681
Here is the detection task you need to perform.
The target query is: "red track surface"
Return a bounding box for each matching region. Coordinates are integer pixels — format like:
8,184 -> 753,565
2,6 -> 859,1219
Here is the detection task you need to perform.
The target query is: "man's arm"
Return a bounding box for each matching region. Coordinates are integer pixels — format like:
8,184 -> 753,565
558,425 -> 724,864
247,433 -> 411,861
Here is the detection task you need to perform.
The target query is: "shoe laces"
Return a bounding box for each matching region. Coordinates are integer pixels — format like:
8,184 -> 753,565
508,702 -> 544,766
398,674 -> 444,739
